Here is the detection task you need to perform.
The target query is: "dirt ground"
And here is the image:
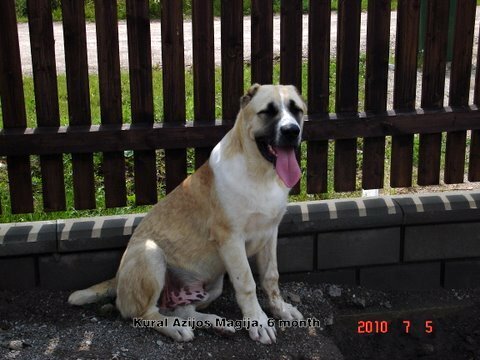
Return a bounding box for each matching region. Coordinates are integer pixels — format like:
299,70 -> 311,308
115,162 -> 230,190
1,281 -> 480,360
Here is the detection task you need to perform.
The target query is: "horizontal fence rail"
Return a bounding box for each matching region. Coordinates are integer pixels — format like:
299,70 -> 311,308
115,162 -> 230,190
0,0 -> 480,215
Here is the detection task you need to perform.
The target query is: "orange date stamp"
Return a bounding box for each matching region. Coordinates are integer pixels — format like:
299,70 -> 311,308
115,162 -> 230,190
357,320 -> 434,334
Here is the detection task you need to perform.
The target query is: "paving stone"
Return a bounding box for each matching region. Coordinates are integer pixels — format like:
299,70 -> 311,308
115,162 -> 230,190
317,228 -> 400,269
277,236 -> 314,273
395,191 -> 480,225
404,223 -> 480,261
58,214 -> 144,252
38,250 -> 124,290
0,221 -> 56,257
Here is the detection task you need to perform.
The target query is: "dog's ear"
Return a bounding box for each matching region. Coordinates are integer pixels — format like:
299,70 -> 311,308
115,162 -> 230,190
240,83 -> 261,108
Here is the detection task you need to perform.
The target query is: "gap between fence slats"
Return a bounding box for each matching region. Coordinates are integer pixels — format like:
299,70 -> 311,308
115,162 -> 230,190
307,0 -> 330,194
161,0 -> 187,193
62,0 -> 96,210
445,0 -> 476,184
391,0 -> 420,188
95,0 -> 127,207
126,0 -> 157,206
334,0 -> 361,192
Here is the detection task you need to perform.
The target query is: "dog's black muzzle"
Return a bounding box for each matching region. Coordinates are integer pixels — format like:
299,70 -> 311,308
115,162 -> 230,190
276,123 -> 301,148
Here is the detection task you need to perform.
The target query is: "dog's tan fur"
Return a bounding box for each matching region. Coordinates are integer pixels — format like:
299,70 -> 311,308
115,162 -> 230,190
69,84 -> 306,344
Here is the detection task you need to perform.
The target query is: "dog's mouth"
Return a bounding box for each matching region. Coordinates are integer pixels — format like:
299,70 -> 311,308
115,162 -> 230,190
255,138 -> 301,188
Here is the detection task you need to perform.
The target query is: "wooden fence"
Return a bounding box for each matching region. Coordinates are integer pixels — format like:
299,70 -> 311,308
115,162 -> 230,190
0,0 -> 480,215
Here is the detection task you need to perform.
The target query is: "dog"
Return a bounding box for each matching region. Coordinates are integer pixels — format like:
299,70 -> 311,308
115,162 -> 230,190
69,84 -> 306,344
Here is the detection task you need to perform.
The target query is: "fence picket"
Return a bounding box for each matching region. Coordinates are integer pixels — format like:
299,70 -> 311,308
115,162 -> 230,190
62,0 -> 96,210
28,0 -> 66,212
362,0 -> 391,190
334,0 -> 361,192
161,0 -> 187,193
94,0 -> 127,207
221,0 -> 244,123
307,0 -> 330,194
471,15 -> 480,182
0,0 -> 34,214
193,0 -> 215,169
445,0 -> 476,184
391,0 -> 420,188
126,0 -> 157,205
418,0 -> 449,185
251,0 -> 273,84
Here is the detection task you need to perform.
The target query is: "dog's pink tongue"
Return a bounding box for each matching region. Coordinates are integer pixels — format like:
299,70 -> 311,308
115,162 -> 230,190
274,147 -> 301,188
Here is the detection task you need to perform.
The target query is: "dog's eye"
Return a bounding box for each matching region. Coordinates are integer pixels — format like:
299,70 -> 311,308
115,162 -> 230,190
257,102 -> 278,118
289,100 -> 303,116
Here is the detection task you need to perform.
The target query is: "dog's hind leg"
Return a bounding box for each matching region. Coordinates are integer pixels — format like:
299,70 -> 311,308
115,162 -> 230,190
116,239 -> 194,342
68,278 -> 117,306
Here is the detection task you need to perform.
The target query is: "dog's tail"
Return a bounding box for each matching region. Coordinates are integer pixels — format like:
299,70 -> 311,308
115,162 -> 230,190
68,278 -> 117,306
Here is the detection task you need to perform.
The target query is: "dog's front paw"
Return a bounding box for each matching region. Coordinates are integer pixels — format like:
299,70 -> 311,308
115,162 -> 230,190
271,301 -> 303,321
248,312 -> 277,345
155,318 -> 195,342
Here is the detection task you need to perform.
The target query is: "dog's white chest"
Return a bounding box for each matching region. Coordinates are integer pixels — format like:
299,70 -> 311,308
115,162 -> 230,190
210,147 -> 288,250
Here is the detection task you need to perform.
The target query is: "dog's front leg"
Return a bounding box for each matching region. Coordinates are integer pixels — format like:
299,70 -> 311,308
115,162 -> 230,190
218,239 -> 277,344
256,231 -> 304,321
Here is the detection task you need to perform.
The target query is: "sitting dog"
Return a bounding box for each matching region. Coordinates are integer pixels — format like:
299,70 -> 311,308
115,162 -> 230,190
69,84 -> 305,344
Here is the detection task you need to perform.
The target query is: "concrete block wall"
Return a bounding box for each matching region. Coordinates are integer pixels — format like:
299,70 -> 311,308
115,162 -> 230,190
1,191 -> 480,291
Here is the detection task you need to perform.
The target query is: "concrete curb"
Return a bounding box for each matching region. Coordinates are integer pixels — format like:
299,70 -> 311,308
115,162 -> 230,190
1,190 -> 480,290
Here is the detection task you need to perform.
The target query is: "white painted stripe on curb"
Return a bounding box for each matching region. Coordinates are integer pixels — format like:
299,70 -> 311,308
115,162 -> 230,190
299,203 -> 310,222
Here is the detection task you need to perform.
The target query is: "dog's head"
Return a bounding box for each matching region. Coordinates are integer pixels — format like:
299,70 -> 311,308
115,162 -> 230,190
239,84 -> 306,188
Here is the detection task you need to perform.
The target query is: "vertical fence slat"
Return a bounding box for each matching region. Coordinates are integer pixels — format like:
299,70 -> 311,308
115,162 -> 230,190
362,0 -> 391,190
445,0 -> 476,184
28,0 -> 66,211
193,0 -> 215,169
161,0 -> 187,193
126,0 -> 157,205
391,0 -> 420,188
334,0 -> 361,192
280,0 -> 302,194
221,0 -> 244,122
471,19 -> 480,181
418,0 -> 449,185
307,0 -> 330,194
95,0 -> 127,207
251,0 -> 273,84
0,0 -> 34,214
62,0 -> 96,210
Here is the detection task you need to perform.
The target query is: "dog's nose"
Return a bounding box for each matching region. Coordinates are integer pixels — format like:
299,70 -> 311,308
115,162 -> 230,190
280,124 -> 300,139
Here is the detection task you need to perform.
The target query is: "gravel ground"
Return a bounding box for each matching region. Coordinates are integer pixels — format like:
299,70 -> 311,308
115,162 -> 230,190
1,281 -> 480,360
